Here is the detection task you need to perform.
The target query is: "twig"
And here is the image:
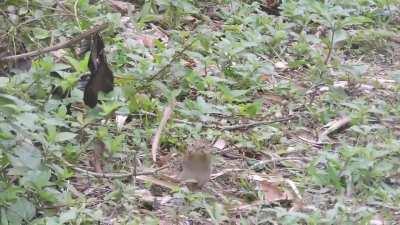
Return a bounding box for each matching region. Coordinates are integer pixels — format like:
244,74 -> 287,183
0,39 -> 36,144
210,168 -> 246,180
220,116 -> 296,131
318,116 -> 351,142
250,157 -> 310,170
132,111 -> 295,130
136,110 -> 214,127
73,0 -> 82,30
151,100 -> 176,162
0,23 -> 109,62
324,25 -> 335,65
61,156 -> 168,178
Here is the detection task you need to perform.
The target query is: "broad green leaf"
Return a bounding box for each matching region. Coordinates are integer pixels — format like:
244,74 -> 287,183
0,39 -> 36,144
55,132 -> 77,142
239,101 -> 262,117
59,208 -> 78,224
332,29 -> 348,45
32,27 -> 50,40
6,198 -> 36,225
8,143 -> 42,171
20,169 -> 51,189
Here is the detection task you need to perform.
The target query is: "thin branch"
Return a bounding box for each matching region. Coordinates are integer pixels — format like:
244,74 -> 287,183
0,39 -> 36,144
133,111 -> 296,131
0,23 -> 109,62
61,156 -> 168,178
324,25 -> 335,65
220,116 -> 296,131
249,156 -> 310,170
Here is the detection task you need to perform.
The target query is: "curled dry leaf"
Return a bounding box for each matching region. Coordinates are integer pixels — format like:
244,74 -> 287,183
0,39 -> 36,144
115,114 -> 128,131
213,138 -> 226,150
108,0 -> 135,14
151,101 -> 175,162
136,175 -> 179,190
370,214 -> 386,225
250,174 -> 295,203
260,180 -> 294,203
318,116 -> 351,142
138,34 -> 156,48
274,61 -> 288,70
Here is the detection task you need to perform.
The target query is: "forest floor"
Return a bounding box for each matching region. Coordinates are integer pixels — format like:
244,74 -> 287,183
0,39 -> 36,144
0,1 -> 399,224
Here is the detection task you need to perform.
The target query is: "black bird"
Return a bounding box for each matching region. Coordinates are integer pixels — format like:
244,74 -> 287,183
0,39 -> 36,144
83,33 -> 114,108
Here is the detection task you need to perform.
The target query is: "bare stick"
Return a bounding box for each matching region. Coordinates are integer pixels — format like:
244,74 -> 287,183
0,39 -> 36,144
220,116 -> 296,131
151,101 -> 176,162
249,157 -> 310,170
0,23 -> 109,62
133,111 -> 295,131
324,26 -> 335,65
60,156 -> 168,178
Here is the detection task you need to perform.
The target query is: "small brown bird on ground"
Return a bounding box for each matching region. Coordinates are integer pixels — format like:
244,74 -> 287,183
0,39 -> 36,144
179,139 -> 212,190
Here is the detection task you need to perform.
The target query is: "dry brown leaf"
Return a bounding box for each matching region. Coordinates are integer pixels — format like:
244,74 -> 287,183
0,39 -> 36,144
259,74 -> 270,82
260,180 -> 292,203
213,138 -> 226,150
275,61 -> 288,70
136,175 -> 180,190
137,34 -> 156,48
115,114 -> 128,131
370,214 -> 386,225
151,101 -> 175,162
318,116 -> 351,142
250,174 -> 294,203
107,0 -> 134,14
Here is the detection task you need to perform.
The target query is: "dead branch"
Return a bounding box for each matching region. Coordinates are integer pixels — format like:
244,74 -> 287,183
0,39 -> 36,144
61,156 -> 168,178
0,23 -> 109,62
220,116 -> 296,131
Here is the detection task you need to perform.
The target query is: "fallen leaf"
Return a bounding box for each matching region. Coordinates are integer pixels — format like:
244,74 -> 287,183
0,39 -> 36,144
275,61 -> 288,70
285,179 -> 302,199
260,180 -> 291,203
138,34 -> 156,48
370,214 -> 385,225
250,174 -> 294,203
108,0 -> 135,14
318,116 -> 351,142
136,175 -> 179,190
151,101 -> 175,162
115,114 -> 128,131
213,138 -> 226,150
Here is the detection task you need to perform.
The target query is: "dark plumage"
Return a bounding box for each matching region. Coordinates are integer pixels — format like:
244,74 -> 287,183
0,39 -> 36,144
83,33 -> 114,108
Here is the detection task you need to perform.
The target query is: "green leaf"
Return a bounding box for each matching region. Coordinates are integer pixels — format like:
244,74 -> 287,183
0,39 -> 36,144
20,169 -> 51,189
8,143 -> 42,171
6,198 -> 36,225
332,29 -> 348,45
31,27 -> 50,40
59,208 -> 78,224
55,132 -> 77,142
239,101 -> 262,117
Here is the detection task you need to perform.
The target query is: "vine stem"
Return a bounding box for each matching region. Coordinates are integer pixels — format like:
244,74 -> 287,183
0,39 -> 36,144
324,24 -> 336,65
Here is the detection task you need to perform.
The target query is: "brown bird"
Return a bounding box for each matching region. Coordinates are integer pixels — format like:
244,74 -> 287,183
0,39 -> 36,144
179,139 -> 212,189
84,33 -> 114,108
